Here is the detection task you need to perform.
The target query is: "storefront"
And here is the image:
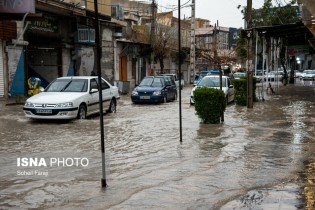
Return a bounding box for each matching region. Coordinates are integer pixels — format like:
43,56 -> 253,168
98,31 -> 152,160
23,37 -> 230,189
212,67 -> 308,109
24,13 -> 64,88
0,40 -> 4,97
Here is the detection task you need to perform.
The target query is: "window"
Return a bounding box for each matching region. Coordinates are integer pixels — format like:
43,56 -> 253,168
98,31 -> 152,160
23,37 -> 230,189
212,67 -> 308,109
90,79 -> 98,90
164,77 -> 171,86
78,28 -> 95,43
101,80 -> 110,90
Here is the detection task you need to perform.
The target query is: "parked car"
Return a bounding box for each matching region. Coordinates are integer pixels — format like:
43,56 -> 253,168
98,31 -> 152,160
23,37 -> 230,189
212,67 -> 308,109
295,70 -> 304,78
131,76 -> 177,103
254,70 -> 266,82
160,73 -> 184,90
23,76 -> 120,120
302,69 -> 315,80
264,71 -> 283,81
194,69 -> 220,85
190,75 -> 234,105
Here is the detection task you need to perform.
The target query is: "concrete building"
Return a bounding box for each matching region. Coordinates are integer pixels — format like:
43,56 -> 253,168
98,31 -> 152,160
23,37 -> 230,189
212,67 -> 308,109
298,0 -> 315,69
110,0 -> 153,89
195,24 -> 239,72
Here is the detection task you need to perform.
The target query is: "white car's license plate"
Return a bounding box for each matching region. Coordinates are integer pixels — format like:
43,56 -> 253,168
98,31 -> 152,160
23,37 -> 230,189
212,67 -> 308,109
36,109 -> 52,114
140,96 -> 150,99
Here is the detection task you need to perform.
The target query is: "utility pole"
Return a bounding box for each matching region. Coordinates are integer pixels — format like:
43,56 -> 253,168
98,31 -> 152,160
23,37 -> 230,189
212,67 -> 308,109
189,0 -> 195,84
94,0 -> 107,188
150,0 -> 156,45
246,0 -> 253,108
150,0 -> 156,75
178,0 -> 183,143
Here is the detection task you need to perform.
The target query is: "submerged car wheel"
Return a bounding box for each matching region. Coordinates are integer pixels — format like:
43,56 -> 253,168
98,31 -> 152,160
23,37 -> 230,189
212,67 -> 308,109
108,99 -> 116,113
173,93 -> 177,101
77,104 -> 87,119
163,95 -> 167,103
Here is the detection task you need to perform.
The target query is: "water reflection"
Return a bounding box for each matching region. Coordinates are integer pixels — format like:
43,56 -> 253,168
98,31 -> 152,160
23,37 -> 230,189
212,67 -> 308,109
281,101 -> 308,152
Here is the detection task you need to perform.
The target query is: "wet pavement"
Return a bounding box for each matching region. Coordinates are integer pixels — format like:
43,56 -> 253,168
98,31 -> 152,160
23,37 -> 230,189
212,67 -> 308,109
0,80 -> 314,209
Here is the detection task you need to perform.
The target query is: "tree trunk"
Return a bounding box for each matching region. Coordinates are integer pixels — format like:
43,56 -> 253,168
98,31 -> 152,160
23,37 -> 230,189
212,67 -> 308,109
159,58 -> 164,74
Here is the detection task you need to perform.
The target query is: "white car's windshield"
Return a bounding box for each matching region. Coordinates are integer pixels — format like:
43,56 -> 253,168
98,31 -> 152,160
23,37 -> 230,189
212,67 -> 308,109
139,77 -> 163,87
305,70 -> 314,74
198,77 -> 226,87
46,79 -> 88,92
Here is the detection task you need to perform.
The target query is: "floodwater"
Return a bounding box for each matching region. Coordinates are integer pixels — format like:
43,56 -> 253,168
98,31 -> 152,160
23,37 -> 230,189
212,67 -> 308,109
0,81 -> 314,209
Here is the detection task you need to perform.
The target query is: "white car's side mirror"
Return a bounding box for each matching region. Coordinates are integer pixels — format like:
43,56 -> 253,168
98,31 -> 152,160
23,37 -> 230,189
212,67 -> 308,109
90,88 -> 98,93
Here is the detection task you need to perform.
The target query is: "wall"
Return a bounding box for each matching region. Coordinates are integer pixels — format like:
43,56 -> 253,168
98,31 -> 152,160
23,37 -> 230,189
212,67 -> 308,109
101,27 -> 114,83
87,0 -> 111,17
62,48 -> 73,76
76,46 -> 95,76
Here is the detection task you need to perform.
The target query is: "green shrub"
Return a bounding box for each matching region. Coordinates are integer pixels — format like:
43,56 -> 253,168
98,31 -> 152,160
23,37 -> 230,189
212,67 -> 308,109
233,79 -> 247,106
232,77 -> 258,106
193,87 -> 226,124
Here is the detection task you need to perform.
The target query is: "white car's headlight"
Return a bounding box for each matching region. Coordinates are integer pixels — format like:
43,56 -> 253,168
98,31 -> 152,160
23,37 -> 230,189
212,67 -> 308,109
132,91 -> 138,96
153,91 -> 161,95
24,102 -> 34,107
55,102 -> 73,108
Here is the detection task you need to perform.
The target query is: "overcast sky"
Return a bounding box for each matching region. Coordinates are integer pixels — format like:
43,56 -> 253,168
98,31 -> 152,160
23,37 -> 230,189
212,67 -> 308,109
152,0 -> 267,28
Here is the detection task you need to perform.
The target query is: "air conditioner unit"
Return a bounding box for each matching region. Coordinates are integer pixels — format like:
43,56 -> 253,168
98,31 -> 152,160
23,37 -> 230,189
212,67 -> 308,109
113,32 -> 122,37
111,4 -> 124,21
113,28 -> 123,37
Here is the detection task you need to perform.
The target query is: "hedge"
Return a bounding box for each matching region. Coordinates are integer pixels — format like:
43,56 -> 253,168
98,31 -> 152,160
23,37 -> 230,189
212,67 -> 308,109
232,77 -> 258,106
193,87 -> 226,124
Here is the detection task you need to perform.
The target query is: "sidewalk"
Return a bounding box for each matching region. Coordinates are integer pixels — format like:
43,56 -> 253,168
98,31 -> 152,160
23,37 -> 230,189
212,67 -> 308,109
221,83 -> 315,209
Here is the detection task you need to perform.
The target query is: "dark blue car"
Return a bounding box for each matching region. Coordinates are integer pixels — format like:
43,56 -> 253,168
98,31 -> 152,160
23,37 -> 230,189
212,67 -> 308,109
131,76 -> 177,103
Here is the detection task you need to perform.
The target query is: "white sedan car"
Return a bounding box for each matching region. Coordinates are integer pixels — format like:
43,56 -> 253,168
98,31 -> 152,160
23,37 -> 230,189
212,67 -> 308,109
23,76 -> 120,120
190,75 -> 234,105
302,69 -> 315,80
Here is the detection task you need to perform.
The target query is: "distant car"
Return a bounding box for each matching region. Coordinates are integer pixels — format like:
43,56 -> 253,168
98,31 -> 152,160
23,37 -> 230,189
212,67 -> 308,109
254,70 -> 266,82
295,70 -> 304,78
131,76 -> 177,103
190,75 -> 234,105
23,76 -> 120,120
302,69 -> 315,80
264,71 -> 283,81
233,72 -> 246,79
160,73 -> 184,90
194,69 -> 220,85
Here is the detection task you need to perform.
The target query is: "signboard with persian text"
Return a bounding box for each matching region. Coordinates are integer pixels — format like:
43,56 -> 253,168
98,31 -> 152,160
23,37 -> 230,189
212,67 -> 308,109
0,0 -> 35,14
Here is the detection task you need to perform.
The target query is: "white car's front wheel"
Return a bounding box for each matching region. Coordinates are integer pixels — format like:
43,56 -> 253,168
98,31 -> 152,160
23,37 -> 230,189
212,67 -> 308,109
77,104 -> 87,119
108,99 -> 116,113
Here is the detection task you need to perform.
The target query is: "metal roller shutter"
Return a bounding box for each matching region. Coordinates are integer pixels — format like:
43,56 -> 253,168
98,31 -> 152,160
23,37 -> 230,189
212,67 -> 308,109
0,41 -> 4,97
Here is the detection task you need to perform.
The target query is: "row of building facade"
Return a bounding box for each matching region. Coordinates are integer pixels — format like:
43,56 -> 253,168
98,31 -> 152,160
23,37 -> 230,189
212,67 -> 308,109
1,0 -> 314,98
0,0 -> 241,98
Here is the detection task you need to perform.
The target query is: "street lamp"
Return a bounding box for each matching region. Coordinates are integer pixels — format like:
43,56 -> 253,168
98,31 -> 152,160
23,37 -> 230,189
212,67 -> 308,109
296,57 -> 301,70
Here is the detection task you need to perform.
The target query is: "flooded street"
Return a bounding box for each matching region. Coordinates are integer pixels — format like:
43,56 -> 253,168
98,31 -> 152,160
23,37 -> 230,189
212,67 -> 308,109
0,81 -> 314,209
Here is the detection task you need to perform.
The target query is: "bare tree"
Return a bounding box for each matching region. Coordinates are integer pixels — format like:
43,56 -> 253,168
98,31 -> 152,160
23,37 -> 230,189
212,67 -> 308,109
152,18 -> 178,74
